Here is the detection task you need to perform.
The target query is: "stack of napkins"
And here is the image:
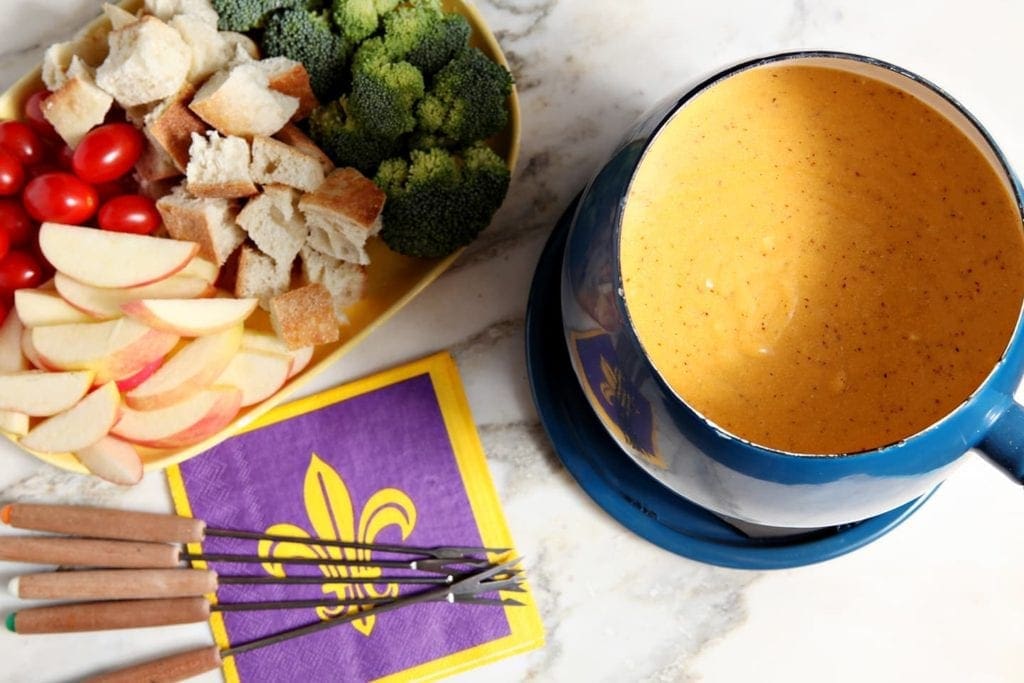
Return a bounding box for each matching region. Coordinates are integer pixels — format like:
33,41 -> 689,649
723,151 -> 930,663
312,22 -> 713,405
168,352 -> 544,682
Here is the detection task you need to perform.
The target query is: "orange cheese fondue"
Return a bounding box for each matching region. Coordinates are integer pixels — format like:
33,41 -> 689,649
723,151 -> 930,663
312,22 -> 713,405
619,64 -> 1024,455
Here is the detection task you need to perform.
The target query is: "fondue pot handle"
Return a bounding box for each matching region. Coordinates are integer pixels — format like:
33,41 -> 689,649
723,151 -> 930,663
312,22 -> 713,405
978,401 -> 1024,484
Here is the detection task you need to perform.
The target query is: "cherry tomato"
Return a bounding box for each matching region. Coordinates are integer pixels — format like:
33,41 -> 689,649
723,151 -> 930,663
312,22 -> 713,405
0,250 -> 43,293
0,121 -> 45,167
0,200 -> 32,246
55,144 -> 75,170
72,123 -> 144,184
0,228 -> 8,263
23,90 -> 57,139
0,150 -> 24,196
98,194 -> 160,235
94,177 -> 137,204
26,163 -> 62,179
22,172 -> 98,224
0,298 -> 7,326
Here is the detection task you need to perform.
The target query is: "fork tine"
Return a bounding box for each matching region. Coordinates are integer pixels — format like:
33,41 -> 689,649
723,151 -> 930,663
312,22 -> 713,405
449,557 -> 525,597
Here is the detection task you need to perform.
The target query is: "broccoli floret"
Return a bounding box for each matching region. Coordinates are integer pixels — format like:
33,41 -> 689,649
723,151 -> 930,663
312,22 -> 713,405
382,1 -> 470,75
349,39 -> 425,139
211,0 -> 304,31
331,0 -> 380,43
416,47 -> 513,146
308,97 -> 402,175
408,14 -> 471,75
375,143 -> 510,258
261,10 -> 350,101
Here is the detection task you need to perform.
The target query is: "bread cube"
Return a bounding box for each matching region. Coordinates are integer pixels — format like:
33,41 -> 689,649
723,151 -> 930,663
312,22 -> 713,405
186,131 -> 258,198
95,16 -> 192,107
300,168 -> 386,265
156,185 -> 246,265
190,63 -> 299,138
269,284 -> 340,349
250,136 -> 325,192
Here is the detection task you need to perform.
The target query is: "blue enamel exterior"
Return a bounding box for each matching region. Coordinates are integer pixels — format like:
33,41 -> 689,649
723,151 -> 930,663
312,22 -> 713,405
527,199 -> 936,568
560,51 -> 1024,528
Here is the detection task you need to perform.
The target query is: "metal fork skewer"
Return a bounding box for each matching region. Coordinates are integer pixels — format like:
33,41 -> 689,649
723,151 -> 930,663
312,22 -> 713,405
204,528 -> 510,560
180,552 -> 488,574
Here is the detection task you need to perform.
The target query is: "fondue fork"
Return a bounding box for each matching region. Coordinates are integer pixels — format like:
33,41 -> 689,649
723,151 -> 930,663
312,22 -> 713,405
6,560 -> 527,634
0,536 -> 488,574
9,563 -> 525,602
1,503 -> 507,562
8,568 -> 478,602
77,560 -> 525,683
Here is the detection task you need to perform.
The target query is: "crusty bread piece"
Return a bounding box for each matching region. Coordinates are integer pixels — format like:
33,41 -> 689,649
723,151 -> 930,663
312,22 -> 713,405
190,63 -> 299,138
41,59 -> 114,148
222,34 -> 259,64
124,101 -> 157,127
170,14 -> 232,83
237,185 -> 307,265
300,245 -> 366,324
136,138 -> 183,181
300,168 -> 385,266
250,136 -> 325,193
186,132 -> 258,198
274,124 -> 334,175
235,245 -> 292,310
144,84 -> 206,171
269,284 -> 339,349
156,185 -> 245,265
42,29 -> 110,92
255,58 -> 319,121
42,43 -> 77,91
96,15 -> 192,107
102,3 -> 138,30
144,0 -> 218,27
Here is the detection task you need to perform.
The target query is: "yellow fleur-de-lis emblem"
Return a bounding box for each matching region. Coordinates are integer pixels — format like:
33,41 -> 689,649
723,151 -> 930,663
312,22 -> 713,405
599,356 -> 622,406
600,356 -> 635,415
258,454 -> 417,636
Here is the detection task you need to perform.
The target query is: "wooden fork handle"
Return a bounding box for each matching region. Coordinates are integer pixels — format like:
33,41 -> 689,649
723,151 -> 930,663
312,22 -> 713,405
0,537 -> 179,568
1,503 -> 205,543
11,597 -> 210,634
84,645 -> 223,683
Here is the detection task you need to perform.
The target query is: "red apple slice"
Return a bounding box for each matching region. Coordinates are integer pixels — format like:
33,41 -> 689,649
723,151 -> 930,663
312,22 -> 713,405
216,349 -> 291,407
0,370 -> 95,416
287,346 -> 314,378
121,298 -> 258,337
20,329 -> 50,370
125,325 -> 243,410
32,319 -> 179,384
0,410 -> 29,437
0,310 -> 29,373
20,382 -> 121,454
240,330 -> 313,379
112,386 -> 242,449
179,257 -> 219,284
55,272 -> 215,320
116,357 -> 164,392
39,223 -> 198,288
75,436 -> 143,486
14,289 -> 97,327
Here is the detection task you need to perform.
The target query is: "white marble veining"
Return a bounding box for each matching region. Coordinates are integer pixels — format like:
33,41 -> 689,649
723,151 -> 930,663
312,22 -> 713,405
0,1 -> 1023,681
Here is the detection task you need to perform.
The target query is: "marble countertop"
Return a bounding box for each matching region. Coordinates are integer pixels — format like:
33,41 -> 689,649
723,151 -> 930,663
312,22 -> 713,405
1,1 -> 1023,681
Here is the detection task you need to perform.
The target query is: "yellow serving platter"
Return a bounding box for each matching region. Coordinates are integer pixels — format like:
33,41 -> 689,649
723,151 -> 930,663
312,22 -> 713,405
0,0 -> 520,475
